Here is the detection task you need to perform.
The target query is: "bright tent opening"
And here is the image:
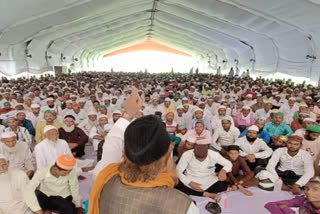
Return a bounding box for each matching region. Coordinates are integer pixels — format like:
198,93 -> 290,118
99,40 -> 197,73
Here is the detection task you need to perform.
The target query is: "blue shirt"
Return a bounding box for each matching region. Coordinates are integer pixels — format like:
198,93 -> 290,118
22,119 -> 35,136
263,122 -> 293,137
240,129 -> 271,144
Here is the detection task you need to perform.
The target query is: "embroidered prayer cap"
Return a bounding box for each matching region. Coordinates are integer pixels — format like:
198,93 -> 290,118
178,124 -> 186,130
274,112 -> 284,117
248,125 -> 259,132
306,125 -> 320,134
271,109 -> 280,114
98,114 -> 108,120
194,144 -> 208,159
221,116 -> 232,122
288,135 -> 303,143
288,97 -> 296,101
218,105 -> 226,110
31,103 -> 40,108
56,154 -> 76,171
279,135 -> 288,142
99,105 -> 107,109
164,98 -> 171,102
246,94 -> 253,98
88,111 -> 98,116
44,110 -> 53,114
1,131 -> 16,139
166,109 -> 175,115
43,125 -> 58,134
303,118 -> 315,122
15,103 -> 24,107
64,115 -> 75,121
242,105 -> 251,110
112,110 -> 121,115
176,105 -> 184,109
3,101 -> 10,106
124,115 -> 170,166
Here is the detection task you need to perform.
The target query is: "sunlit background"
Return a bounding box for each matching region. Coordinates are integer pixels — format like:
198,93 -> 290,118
101,51 -> 197,73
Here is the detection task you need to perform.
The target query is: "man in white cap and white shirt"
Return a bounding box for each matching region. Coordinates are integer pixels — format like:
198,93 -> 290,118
243,94 -> 255,107
235,125 -> 273,173
174,105 -> 189,127
279,97 -> 299,124
187,108 -> 213,134
78,111 -> 98,136
211,105 -> 234,130
60,100 -> 74,117
0,154 -> 33,214
40,97 -> 62,115
0,131 -> 35,178
89,114 -> 110,151
145,96 -> 165,116
26,104 -> 43,129
211,116 -> 240,156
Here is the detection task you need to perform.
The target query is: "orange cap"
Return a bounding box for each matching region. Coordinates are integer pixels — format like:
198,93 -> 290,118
56,154 -> 76,170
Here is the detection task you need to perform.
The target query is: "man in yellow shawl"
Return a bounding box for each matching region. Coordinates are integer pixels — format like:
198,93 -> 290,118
89,87 -> 199,214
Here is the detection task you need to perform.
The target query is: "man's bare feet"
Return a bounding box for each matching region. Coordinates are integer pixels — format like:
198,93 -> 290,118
238,185 -> 253,196
203,192 -> 221,202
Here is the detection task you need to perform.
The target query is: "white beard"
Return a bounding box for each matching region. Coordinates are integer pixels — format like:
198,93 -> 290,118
62,124 -> 75,133
47,139 -> 58,146
2,143 -> 17,153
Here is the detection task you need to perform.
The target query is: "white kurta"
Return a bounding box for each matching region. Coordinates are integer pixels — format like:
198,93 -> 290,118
176,150 -> 232,190
0,141 -> 35,173
0,169 -> 33,214
26,112 -> 43,129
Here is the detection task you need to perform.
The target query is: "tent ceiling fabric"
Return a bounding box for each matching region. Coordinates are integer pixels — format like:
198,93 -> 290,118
0,0 -> 319,82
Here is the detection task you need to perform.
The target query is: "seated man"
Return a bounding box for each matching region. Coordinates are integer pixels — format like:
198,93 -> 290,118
34,125 -> 92,174
255,101 -> 272,121
187,108 -> 212,134
16,111 -> 35,136
211,106 -> 234,130
211,117 -> 240,156
0,154 -> 33,214
78,111 -> 98,136
165,109 -> 179,135
235,125 -> 273,173
234,106 -> 255,133
177,135 -> 196,160
257,135 -> 314,195
240,118 -> 270,144
89,114 -> 109,152
24,154 -> 84,214
59,115 -> 89,158
291,112 -> 309,132
5,117 -> 32,147
264,112 -> 293,143
268,135 -> 288,151
224,145 -> 259,196
35,110 -> 62,143
182,120 -> 212,145
294,117 -> 316,136
301,125 -> 320,161
0,132 -> 35,178
176,144 -> 232,201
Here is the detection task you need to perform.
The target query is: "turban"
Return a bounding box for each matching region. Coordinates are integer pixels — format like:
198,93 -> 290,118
288,135 -> 303,143
3,102 -> 10,106
99,105 -> 107,109
56,154 -> 76,171
178,124 -> 186,130
124,115 -> 170,166
44,110 -> 53,114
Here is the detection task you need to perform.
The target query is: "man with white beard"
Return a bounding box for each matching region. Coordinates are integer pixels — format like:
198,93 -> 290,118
174,105 -> 188,126
211,106 -> 234,130
58,115 -> 88,158
34,125 -> 92,176
78,111 -> 98,136
0,132 -> 35,178
0,154 -> 33,214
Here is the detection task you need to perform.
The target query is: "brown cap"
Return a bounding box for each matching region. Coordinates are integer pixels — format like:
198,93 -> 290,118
194,144 -> 208,159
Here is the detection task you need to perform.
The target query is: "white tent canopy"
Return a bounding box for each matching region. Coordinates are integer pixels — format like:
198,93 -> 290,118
0,0 -> 319,83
